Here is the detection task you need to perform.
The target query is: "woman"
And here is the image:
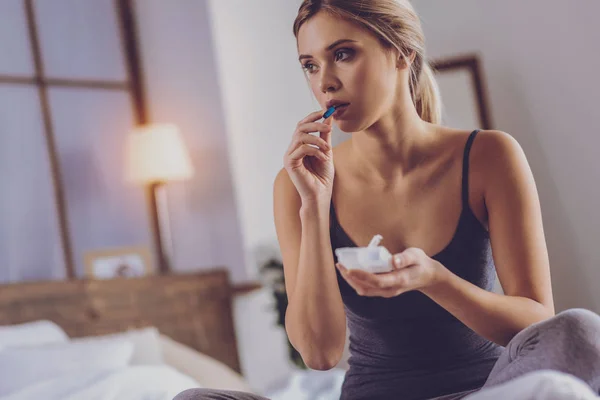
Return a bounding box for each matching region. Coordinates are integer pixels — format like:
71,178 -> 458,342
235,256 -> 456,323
176,0 -> 600,399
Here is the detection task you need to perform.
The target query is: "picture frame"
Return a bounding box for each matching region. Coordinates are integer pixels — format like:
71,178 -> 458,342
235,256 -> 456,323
431,54 -> 493,130
84,246 -> 154,279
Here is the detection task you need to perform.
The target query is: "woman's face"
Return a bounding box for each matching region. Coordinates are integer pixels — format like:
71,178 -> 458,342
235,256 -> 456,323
297,11 -> 404,133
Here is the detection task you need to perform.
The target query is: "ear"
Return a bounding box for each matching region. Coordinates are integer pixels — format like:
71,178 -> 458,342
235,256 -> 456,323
397,51 -> 417,69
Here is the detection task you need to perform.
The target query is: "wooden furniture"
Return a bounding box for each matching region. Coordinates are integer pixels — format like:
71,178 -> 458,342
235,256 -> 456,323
0,268 -> 260,373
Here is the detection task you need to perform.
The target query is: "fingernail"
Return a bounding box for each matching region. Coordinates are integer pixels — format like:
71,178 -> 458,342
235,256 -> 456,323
394,255 -> 402,266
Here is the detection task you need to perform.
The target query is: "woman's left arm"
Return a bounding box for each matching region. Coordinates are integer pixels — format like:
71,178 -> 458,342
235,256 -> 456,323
337,131 -> 555,347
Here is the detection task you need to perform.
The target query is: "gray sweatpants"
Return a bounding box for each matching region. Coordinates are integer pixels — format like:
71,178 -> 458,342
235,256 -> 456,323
174,308 -> 600,400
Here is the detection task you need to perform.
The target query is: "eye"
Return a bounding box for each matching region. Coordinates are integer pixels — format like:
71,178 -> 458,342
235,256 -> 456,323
335,48 -> 354,62
302,62 -> 318,74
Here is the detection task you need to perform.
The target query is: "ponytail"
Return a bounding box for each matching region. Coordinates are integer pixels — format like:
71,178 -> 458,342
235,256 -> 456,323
413,61 -> 442,124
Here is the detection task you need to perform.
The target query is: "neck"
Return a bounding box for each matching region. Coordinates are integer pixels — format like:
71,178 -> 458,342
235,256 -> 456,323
349,93 -> 435,186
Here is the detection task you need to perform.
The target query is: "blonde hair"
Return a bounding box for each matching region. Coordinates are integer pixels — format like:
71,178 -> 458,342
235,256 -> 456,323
293,0 -> 441,124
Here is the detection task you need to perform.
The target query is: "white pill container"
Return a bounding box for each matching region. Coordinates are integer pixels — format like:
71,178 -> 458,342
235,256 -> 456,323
335,234 -> 393,274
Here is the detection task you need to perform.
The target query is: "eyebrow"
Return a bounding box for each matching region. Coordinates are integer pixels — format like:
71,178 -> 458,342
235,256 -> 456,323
298,39 -> 358,62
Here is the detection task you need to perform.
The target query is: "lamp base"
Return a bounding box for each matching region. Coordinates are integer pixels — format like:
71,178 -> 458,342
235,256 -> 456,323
148,182 -> 172,274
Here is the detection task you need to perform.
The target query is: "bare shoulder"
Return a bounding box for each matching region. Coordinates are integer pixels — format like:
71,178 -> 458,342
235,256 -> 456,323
468,130 -> 533,197
439,128 -> 522,159
432,128 -> 528,220
469,129 -> 527,174
471,129 -> 522,156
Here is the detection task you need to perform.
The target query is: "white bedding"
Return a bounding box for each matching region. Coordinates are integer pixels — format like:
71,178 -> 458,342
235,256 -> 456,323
0,322 -> 215,400
2,321 -> 598,399
264,369 -> 600,400
264,369 -> 345,400
0,338 -> 135,396
0,365 -> 199,400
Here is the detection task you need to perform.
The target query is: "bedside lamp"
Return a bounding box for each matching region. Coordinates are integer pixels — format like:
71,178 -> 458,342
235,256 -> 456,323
125,123 -> 194,272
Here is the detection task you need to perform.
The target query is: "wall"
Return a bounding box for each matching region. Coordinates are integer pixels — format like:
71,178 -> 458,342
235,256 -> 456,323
412,0 -> 600,312
206,0 -> 312,391
133,0 -> 246,282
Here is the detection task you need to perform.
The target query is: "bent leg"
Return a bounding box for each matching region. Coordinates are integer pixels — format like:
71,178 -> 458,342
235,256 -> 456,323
483,308 -> 600,393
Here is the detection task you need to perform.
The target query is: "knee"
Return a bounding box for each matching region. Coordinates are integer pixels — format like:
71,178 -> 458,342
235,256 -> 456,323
553,308 -> 600,334
173,388 -> 215,400
547,308 -> 600,348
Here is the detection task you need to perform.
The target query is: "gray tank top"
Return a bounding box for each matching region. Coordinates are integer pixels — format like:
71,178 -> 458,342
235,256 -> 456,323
330,130 -> 503,400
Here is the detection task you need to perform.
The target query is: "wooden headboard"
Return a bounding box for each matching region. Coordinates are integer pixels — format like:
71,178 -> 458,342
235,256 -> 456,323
0,268 -> 244,373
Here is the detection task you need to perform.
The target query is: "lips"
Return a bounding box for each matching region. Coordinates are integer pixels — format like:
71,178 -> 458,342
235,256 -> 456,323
332,104 -> 349,118
326,100 -> 350,109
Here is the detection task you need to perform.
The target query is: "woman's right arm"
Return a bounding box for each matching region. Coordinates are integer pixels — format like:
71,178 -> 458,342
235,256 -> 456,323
272,112 -> 346,370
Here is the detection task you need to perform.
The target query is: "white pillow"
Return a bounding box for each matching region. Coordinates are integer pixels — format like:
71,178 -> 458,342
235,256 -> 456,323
0,338 -> 134,396
71,327 -> 163,365
160,334 -> 254,393
0,320 -> 68,350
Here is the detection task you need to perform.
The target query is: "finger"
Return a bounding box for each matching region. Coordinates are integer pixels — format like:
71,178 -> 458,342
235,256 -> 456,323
337,265 -> 406,298
298,110 -> 329,125
336,264 -> 372,296
291,132 -> 331,154
336,263 -> 347,272
288,144 -> 328,163
320,122 -> 333,147
347,278 -> 395,298
345,270 -> 382,289
336,263 -> 353,279
348,269 -> 405,290
289,123 -> 332,154
391,247 -> 424,270
292,134 -> 330,152
346,277 -> 373,296
296,122 -> 332,135
378,287 -> 406,298
338,264 -> 406,292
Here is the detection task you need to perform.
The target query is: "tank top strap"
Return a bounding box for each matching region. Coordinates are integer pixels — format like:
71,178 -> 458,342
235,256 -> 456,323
462,130 -> 481,208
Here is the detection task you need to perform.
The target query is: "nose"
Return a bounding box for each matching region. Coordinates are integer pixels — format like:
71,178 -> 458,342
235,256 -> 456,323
319,65 -> 340,94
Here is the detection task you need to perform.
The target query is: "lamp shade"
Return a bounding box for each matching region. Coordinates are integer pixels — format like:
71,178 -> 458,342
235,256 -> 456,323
125,123 -> 194,184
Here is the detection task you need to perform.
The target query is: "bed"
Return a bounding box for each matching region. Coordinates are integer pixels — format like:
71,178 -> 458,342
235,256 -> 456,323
0,268 -> 258,399
3,270 -> 595,400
